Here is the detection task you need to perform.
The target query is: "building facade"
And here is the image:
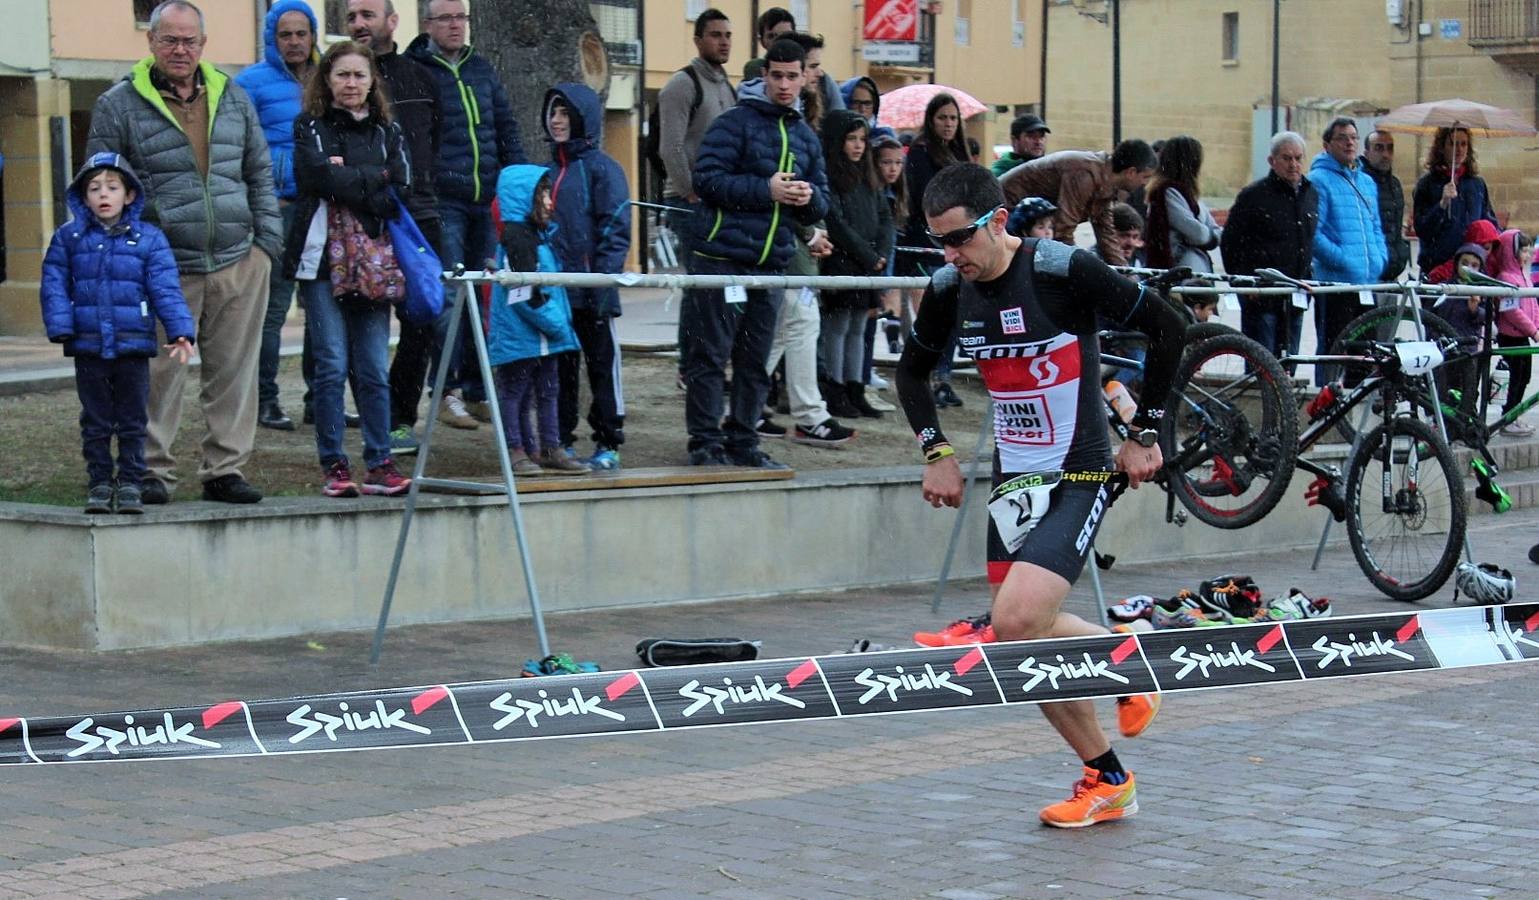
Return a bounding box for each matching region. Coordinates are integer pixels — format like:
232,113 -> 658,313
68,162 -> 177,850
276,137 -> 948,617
1045,0 -> 1539,239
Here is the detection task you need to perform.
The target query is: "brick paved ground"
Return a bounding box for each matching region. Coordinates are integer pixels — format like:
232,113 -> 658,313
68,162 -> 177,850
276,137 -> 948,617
2,507 -> 1537,898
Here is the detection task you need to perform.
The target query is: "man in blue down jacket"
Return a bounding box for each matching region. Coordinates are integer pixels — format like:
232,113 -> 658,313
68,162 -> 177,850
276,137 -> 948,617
683,38 -> 829,470
407,0 -> 526,427
234,0 -> 318,432
1309,116 -> 1386,381
543,83 -> 632,469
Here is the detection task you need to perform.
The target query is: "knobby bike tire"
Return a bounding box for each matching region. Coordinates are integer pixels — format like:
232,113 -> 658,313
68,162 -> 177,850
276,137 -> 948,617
1160,332 -> 1300,529
1344,416 -> 1466,601
1187,321 -> 1238,343
1328,306 -> 1463,446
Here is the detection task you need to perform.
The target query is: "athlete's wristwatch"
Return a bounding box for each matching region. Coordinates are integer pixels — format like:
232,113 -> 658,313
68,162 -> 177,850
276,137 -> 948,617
1130,427 -> 1159,448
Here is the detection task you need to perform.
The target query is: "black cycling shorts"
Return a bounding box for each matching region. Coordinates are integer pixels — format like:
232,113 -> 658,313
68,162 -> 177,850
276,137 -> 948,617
986,476 -> 1113,585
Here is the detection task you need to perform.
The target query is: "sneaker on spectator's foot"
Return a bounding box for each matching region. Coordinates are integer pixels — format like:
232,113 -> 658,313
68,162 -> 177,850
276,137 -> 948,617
321,461 -> 359,498
389,426 -> 421,456
344,411 -> 361,429
933,381 -> 963,408
85,483 -> 114,515
1116,693 -> 1161,738
914,612 -> 991,647
202,474 -> 262,504
868,371 -> 891,391
539,447 -> 591,473
510,451 -> 543,477
726,447 -> 790,470
588,447 -> 621,471
114,482 -> 143,515
792,419 -> 855,446
1501,420 -> 1535,437
362,459 -> 412,496
689,446 -> 730,466
465,400 -> 494,423
756,416 -> 787,438
865,392 -> 897,412
141,478 -> 170,505
1039,768 -> 1138,828
437,390 -> 479,429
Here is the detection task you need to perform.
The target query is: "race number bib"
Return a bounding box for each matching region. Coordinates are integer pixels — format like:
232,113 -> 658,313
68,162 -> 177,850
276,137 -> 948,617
987,471 -> 1062,554
1500,296 -> 1521,313
1394,340 -> 1444,376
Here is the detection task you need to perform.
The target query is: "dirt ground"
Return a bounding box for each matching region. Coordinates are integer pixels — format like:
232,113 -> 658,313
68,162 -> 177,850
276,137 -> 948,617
0,353 -> 991,506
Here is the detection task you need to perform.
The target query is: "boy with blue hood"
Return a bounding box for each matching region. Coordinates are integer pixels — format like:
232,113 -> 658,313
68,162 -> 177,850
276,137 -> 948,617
40,153 -> 196,514
542,82 -> 632,470
488,165 -> 590,475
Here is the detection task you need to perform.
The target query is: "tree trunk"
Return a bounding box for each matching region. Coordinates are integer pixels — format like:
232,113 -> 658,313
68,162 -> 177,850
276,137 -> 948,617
472,0 -> 610,165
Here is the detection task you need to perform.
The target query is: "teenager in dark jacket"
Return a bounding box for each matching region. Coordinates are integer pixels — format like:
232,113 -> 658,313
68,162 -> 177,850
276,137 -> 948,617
900,93 -> 970,408
682,38 -> 829,469
543,82 -> 632,470
820,109 -> 893,419
283,42 -> 411,500
41,153 -> 196,514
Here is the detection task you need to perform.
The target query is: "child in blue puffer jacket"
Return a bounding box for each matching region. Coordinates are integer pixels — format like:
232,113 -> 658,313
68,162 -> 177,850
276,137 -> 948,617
489,165 -> 589,475
40,153 -> 195,515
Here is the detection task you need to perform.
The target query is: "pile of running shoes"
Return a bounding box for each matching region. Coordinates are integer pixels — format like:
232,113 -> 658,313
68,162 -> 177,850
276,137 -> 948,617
1109,575 -> 1332,629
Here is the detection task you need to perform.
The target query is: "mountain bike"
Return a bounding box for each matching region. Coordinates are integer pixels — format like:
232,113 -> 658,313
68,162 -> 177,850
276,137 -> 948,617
1283,336 -> 1468,600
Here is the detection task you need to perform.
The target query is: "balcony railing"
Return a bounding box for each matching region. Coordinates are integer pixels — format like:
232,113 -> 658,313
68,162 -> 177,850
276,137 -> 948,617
1469,0 -> 1539,45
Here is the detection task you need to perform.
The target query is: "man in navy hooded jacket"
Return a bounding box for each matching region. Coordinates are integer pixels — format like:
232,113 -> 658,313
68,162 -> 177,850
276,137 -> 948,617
234,0 -> 317,432
543,83 -> 631,469
683,38 -> 829,470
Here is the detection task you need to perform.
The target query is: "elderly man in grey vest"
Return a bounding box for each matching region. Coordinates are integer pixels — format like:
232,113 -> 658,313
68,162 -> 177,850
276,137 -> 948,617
85,0 -> 282,504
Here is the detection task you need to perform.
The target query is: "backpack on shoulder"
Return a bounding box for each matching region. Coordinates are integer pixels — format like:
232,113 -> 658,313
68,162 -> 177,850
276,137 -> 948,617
644,67 -> 704,188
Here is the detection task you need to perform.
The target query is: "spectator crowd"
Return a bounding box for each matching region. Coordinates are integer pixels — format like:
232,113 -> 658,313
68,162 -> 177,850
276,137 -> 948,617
39,1 -> 1536,513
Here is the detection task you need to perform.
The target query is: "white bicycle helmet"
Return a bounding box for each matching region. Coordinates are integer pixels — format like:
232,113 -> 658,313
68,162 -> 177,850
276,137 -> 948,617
1454,562 -> 1516,604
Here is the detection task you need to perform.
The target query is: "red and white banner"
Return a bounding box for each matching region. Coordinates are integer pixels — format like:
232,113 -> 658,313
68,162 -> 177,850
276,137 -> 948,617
864,0 -> 919,42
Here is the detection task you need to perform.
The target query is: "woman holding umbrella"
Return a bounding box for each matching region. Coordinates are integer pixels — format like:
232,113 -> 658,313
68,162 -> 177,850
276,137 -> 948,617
900,93 -> 970,406
1413,126 -> 1499,273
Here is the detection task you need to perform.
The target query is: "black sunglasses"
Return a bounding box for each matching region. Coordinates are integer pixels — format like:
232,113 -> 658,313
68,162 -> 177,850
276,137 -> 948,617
927,207 -> 999,249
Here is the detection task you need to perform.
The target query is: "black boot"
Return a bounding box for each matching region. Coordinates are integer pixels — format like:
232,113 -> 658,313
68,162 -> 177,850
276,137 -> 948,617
259,402 -> 295,431
822,377 -> 860,418
847,381 -> 883,418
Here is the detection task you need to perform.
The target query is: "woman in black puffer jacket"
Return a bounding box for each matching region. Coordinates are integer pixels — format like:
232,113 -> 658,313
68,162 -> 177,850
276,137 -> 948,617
283,41 -> 410,499
820,109 -> 893,419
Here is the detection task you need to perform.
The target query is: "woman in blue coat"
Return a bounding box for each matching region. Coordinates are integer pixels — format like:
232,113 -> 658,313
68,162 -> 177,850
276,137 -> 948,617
1413,126 -> 1500,274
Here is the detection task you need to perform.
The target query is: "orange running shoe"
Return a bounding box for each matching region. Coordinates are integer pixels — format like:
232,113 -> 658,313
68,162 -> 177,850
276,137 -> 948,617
1116,692 -> 1161,738
938,624 -> 997,646
914,614 -> 990,647
1039,767 -> 1138,828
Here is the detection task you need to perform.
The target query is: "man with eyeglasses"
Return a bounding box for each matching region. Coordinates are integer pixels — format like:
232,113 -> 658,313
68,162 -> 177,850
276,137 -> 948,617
1361,129 -> 1410,283
895,163 -> 1183,827
1309,116 -> 1386,380
407,0 -> 528,431
85,0 -> 282,505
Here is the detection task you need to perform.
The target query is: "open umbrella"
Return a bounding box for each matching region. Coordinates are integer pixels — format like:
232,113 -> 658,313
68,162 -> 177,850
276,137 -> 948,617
877,84 -> 988,131
1375,98 -> 1536,137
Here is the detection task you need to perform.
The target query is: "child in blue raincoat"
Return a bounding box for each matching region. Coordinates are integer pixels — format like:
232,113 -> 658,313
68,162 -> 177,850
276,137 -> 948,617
489,165 -> 590,475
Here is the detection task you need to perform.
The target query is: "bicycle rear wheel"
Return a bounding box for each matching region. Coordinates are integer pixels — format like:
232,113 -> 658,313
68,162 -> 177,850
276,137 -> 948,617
1161,333 -> 1299,529
1328,306 -> 1462,445
1345,416 -> 1466,601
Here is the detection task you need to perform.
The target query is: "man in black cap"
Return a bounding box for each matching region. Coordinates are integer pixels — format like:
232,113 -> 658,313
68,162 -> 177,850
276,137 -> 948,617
991,113 -> 1050,176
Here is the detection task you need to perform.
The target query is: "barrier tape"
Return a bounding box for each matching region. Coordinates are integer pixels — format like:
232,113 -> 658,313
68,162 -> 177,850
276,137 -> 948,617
4,603 -> 1536,767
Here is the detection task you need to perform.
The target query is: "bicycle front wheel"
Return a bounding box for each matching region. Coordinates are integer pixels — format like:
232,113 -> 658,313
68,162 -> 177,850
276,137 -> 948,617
1345,416 -> 1466,601
1161,333 -> 1299,529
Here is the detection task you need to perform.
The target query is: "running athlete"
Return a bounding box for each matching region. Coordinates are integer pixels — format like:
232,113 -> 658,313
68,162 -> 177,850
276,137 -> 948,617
895,164 -> 1187,828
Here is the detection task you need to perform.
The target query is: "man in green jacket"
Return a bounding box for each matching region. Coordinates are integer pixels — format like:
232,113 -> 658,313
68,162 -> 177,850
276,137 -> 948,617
86,0 -> 282,504
990,114 -> 1050,177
